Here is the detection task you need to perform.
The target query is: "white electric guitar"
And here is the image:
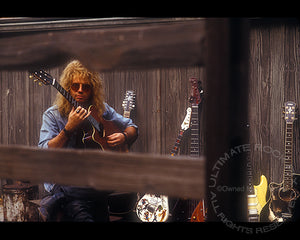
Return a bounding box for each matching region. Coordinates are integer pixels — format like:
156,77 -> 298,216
135,107 -> 192,222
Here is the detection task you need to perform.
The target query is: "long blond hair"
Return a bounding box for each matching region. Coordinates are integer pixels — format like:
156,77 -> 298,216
54,60 -> 105,118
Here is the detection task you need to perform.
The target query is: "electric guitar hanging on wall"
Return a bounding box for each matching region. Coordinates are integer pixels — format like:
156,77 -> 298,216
29,70 -> 127,152
188,77 -> 206,222
260,101 -> 300,222
135,107 -> 192,222
170,107 -> 192,156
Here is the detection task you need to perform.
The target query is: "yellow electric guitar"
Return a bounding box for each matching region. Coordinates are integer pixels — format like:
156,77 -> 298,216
247,176 -> 268,221
246,148 -> 268,221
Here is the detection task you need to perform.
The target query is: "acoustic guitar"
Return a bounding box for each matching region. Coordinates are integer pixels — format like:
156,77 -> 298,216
29,70 -> 127,152
260,101 -> 300,222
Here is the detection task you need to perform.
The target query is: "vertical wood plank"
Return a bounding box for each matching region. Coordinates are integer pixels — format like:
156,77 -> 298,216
205,18 -> 249,221
249,21 -> 300,190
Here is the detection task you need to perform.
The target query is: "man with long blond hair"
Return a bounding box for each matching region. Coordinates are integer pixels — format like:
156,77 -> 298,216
38,60 -> 138,221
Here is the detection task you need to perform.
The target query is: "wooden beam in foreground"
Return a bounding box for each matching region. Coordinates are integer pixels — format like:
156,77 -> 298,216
0,145 -> 204,199
0,19 -> 205,71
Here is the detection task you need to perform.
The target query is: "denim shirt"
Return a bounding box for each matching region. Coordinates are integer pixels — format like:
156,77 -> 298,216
38,103 -> 138,192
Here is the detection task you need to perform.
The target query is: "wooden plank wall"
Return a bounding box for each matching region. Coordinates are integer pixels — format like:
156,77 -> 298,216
0,66 -> 205,156
249,20 -> 300,185
103,67 -> 205,155
2,19 -> 300,194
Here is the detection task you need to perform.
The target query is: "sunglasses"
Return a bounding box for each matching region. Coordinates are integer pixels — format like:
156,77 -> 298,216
71,83 -> 92,92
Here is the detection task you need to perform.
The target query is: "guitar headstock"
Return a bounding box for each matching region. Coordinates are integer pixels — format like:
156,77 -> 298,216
181,107 -> 192,130
283,101 -> 297,123
122,90 -> 136,113
29,70 -> 54,86
189,77 -> 204,105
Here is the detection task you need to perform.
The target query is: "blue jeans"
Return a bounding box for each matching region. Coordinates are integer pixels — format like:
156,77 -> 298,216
41,185 -> 110,221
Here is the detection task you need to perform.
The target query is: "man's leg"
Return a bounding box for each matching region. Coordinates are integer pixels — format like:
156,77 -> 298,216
65,199 -> 95,222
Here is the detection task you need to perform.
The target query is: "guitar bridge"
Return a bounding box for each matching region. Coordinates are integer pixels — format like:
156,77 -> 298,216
281,212 -> 292,220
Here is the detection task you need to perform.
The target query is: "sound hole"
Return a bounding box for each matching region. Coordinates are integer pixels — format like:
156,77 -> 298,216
279,188 -> 296,201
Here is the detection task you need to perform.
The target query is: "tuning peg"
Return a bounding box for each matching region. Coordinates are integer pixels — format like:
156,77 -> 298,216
29,75 -> 33,79
38,82 -> 43,86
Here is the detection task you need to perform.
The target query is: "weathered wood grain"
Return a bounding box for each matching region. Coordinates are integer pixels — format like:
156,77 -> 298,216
248,21 -> 300,186
205,18 -> 249,221
0,19 -> 205,71
0,145 -> 205,200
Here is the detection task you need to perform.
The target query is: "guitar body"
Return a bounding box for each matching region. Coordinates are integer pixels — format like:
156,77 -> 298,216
80,105 -> 128,152
268,182 -> 298,222
269,183 -> 296,221
191,200 -> 206,222
136,194 -> 169,222
260,177 -> 300,222
253,175 -> 268,215
248,175 -> 267,221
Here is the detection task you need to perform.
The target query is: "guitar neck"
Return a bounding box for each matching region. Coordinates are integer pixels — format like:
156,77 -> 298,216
51,79 -> 101,132
246,150 -> 259,221
246,153 -> 255,195
190,104 -> 199,157
170,129 -> 185,156
284,122 -> 294,191
52,80 -> 79,108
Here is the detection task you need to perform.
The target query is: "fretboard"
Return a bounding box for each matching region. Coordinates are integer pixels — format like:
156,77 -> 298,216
246,150 -> 259,222
190,104 -> 199,157
284,122 -> 294,191
53,80 -> 79,109
246,154 -> 255,195
170,130 -> 185,156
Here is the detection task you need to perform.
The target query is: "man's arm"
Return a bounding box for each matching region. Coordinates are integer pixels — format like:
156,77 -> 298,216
48,106 -> 90,148
106,126 -> 137,147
